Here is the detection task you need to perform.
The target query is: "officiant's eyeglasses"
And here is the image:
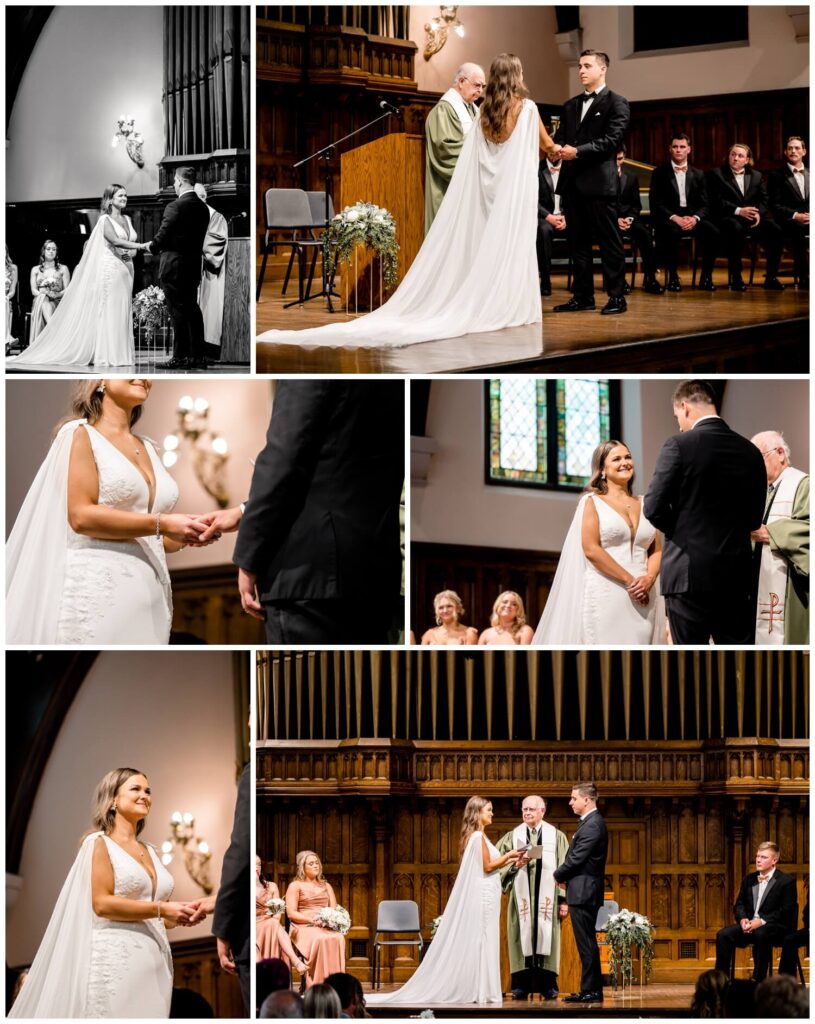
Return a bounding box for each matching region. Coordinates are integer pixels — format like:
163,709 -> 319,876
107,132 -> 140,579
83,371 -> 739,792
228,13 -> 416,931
759,448 -> 782,458
463,76 -> 485,90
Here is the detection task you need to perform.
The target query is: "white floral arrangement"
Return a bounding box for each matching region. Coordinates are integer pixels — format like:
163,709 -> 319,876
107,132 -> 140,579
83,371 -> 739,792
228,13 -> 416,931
324,201 -> 399,289
41,271 -> 62,298
429,915 -> 443,938
603,909 -> 655,987
314,905 -> 351,934
265,897 -> 286,917
133,286 -> 167,333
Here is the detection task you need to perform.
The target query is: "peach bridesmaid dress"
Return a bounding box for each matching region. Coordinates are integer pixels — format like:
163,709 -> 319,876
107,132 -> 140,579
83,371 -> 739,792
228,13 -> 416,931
288,883 -> 345,987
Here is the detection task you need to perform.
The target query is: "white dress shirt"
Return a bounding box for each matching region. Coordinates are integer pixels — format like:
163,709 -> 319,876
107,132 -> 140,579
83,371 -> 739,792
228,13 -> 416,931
580,82 -> 606,122
788,163 -> 807,200
753,866 -> 776,920
548,160 -> 562,215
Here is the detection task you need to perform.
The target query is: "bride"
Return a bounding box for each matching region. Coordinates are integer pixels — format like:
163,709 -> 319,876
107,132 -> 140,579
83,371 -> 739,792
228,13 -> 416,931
258,53 -> 558,349
8,184 -> 148,367
9,767 -> 196,1018
367,797 -> 520,1008
6,380 -> 212,644
534,441 -> 663,644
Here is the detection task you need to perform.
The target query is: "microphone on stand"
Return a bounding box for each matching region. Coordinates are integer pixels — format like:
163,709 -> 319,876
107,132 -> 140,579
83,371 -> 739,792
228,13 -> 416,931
379,100 -> 401,116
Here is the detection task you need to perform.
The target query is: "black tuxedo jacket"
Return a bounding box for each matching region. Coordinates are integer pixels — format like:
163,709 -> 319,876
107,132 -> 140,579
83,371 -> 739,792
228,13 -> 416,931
617,171 -> 643,220
212,763 -> 250,962
538,161 -> 563,220
707,165 -> 769,220
733,868 -> 798,932
232,380 -> 404,603
151,190 -> 210,284
643,417 -> 766,596
553,810 -> 608,907
649,163 -> 710,221
553,88 -> 630,198
769,165 -> 810,221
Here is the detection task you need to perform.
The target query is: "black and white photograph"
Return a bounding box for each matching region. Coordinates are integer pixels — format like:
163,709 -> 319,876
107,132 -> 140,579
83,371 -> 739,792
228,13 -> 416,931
5,5 -> 251,372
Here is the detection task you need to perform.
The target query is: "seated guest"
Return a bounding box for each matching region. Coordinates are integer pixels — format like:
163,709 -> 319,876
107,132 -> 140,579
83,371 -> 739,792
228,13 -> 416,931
689,968 -> 728,1018
616,147 -> 663,294
769,136 -> 809,290
256,856 -> 309,973
778,895 -> 808,977
537,155 -> 568,296
708,143 -> 785,291
724,979 -> 757,1018
649,134 -> 719,292
303,984 -> 342,1019
257,958 -> 292,1016
285,851 -> 346,987
714,841 -> 798,981
421,590 -> 478,645
324,974 -> 369,1018
260,990 -> 305,1018
478,590 -> 534,644
29,240 -> 71,340
755,975 -> 809,1018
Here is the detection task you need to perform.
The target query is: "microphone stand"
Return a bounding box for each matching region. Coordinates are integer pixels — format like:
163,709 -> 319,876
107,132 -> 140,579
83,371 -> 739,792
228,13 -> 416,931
293,108 -> 395,312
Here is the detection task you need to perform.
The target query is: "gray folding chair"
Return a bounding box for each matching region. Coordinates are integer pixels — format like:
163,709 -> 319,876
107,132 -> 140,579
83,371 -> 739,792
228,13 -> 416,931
372,900 -> 424,990
302,191 -> 338,305
255,188 -> 322,305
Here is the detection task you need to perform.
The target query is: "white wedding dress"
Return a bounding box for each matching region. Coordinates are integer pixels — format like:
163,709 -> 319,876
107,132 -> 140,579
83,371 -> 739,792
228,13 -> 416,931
367,830 -> 502,1007
9,833 -> 174,1018
534,493 -> 662,644
257,99 -> 541,348
8,214 -> 136,367
7,420 -> 178,645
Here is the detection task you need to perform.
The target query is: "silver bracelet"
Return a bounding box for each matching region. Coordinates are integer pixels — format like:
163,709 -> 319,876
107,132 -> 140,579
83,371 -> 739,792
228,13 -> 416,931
155,513 -> 161,539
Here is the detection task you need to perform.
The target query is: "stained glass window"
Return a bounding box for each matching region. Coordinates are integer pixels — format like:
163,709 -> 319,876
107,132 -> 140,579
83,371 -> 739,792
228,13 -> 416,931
487,378 -> 618,490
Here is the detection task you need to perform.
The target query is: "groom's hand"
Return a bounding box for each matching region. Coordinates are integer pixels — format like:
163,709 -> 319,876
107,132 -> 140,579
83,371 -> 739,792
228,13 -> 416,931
186,895 -> 217,924
216,937 -> 238,975
559,145 -> 578,161
238,568 -> 266,620
197,506 -> 243,542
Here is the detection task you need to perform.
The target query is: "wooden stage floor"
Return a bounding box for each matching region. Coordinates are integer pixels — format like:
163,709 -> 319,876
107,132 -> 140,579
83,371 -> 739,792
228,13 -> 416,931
364,982 -> 696,1018
5,358 -> 248,376
256,272 -> 808,374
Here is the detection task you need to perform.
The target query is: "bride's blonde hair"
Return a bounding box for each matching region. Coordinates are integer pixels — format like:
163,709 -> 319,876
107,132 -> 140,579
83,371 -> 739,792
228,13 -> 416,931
481,54 -> 528,144
86,767 -> 147,840
55,380 -> 145,435
100,184 -> 125,214
459,795 -> 489,858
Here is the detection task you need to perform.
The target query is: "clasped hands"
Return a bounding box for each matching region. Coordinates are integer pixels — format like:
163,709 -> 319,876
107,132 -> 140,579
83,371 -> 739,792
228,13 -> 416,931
626,574 -> 654,605
549,144 -> 577,162
740,916 -> 765,934
162,506 -> 244,547
162,894 -> 216,929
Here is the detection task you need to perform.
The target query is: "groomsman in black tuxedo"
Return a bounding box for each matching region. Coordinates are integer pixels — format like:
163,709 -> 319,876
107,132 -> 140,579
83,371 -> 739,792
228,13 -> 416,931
714,842 -> 798,982
708,143 -> 785,291
537,155 -> 568,296
644,380 -> 767,645
615,147 -> 663,294
553,783 -> 608,1004
552,50 -> 630,315
769,136 -> 809,290
648,134 -> 720,291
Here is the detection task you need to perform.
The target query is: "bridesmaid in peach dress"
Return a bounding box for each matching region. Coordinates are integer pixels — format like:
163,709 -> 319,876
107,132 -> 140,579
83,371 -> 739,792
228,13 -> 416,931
284,851 -> 346,988
255,856 -> 308,975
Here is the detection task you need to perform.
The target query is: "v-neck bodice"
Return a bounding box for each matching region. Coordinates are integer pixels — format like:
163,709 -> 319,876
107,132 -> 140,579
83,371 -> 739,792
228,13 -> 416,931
99,835 -> 173,905
83,424 -> 175,516
590,493 -> 654,566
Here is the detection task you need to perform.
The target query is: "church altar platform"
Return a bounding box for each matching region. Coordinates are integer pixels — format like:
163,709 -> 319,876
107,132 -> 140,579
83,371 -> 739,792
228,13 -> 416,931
5,358 -> 248,375
363,983 -> 695,1018
255,272 -> 808,374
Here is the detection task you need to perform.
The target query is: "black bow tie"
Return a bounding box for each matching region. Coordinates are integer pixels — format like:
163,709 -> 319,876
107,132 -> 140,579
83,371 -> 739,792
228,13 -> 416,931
582,93 -> 595,101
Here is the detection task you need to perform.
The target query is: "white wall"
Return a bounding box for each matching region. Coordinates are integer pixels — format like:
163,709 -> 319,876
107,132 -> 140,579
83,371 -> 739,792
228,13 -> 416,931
7,7 -> 164,201
413,378 -> 810,550
409,5 -> 569,102
575,6 -> 808,101
5,379 -> 274,569
6,651 -> 243,966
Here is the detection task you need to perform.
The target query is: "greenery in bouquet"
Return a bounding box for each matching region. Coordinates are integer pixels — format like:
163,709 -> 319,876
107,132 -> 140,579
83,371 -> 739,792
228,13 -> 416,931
265,897 -> 286,917
604,909 -> 655,987
132,286 -> 167,333
324,201 -> 399,289
314,905 -> 351,934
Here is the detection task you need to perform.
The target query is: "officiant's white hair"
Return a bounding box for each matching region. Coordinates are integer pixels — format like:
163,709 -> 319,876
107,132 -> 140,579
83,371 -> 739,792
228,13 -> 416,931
751,430 -> 790,461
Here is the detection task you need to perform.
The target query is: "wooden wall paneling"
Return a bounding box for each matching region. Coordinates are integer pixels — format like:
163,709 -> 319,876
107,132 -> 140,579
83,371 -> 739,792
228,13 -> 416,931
170,564 -> 265,644
171,936 -> 244,1017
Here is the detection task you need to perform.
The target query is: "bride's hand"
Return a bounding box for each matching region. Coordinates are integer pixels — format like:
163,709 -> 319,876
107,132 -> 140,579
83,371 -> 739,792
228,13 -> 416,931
626,575 -> 653,604
160,513 -> 209,544
160,901 -> 196,928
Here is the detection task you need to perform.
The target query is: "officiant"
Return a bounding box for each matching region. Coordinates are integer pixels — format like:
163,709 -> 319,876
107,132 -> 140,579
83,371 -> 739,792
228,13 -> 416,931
424,63 -> 485,232
496,795 -> 570,1000
195,183 -> 228,347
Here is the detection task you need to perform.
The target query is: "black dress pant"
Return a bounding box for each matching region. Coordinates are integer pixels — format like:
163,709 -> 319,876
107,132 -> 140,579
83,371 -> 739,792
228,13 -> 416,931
263,598 -> 394,645
778,927 -> 808,976
780,220 -> 809,281
715,923 -> 788,981
654,217 -> 719,276
718,216 -> 782,279
512,966 -> 559,995
569,904 -> 602,994
536,220 -> 569,287
160,262 -> 206,360
665,591 -> 755,645
563,195 -> 624,301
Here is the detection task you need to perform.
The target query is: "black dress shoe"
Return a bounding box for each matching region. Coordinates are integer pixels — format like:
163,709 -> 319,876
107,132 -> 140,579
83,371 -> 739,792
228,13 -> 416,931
540,284 -> 552,297
543,988 -> 559,1000
553,298 -> 596,312
600,296 -> 627,315
763,277 -> 786,291
511,989 -> 528,1001
564,991 -> 603,1003
642,276 -> 665,294
162,357 -> 191,370
697,275 -> 717,292
666,275 -> 682,292
623,282 -> 632,295
190,357 -> 211,369
730,276 -> 749,291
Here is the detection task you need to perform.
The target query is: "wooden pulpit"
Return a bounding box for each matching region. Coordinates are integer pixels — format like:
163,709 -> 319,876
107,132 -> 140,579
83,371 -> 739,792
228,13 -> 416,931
339,132 -> 423,309
220,237 -> 251,363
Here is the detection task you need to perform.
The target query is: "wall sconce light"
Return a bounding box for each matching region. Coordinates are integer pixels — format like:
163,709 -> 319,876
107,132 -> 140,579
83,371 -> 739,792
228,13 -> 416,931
112,114 -> 145,168
424,5 -> 465,61
163,395 -> 230,508
161,811 -> 213,894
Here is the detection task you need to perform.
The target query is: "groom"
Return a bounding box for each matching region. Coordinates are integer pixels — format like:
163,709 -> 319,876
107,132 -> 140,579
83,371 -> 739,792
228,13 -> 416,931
552,50 -> 630,315
148,166 -> 210,370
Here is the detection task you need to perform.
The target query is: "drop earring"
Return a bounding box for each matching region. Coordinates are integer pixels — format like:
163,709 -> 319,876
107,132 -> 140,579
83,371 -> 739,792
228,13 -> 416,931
97,383 -> 106,395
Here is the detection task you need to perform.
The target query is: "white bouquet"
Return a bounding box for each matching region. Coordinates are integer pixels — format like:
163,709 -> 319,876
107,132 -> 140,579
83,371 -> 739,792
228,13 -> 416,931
429,916 -> 443,938
314,905 -> 351,934
265,897 -> 286,917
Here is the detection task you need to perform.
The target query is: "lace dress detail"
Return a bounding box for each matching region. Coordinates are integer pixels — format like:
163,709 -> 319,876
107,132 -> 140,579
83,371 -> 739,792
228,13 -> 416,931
86,837 -> 174,1018
56,425 -> 179,644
